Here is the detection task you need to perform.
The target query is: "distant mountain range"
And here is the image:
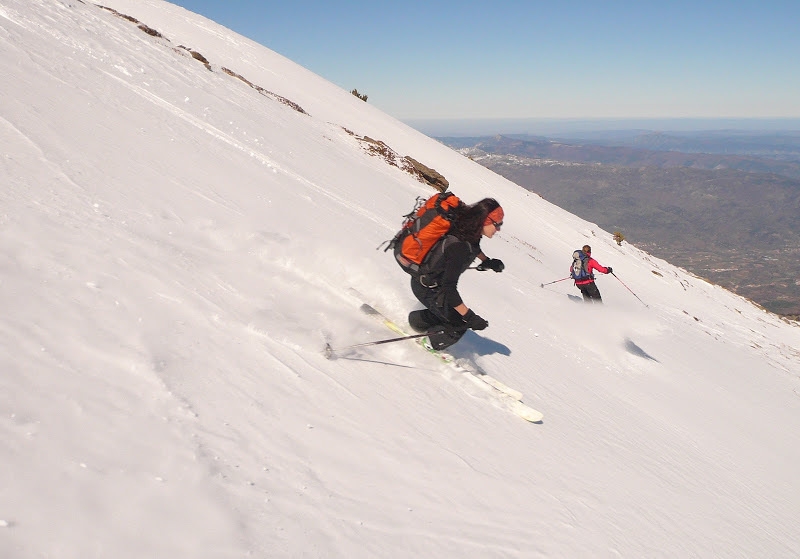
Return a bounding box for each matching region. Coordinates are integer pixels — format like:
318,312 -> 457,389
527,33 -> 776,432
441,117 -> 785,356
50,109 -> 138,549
442,133 -> 800,179
439,134 -> 800,317
553,130 -> 800,163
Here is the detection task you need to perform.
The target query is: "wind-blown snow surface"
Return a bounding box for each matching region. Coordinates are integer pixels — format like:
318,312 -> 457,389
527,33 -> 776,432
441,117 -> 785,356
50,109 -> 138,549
2,1 -> 800,557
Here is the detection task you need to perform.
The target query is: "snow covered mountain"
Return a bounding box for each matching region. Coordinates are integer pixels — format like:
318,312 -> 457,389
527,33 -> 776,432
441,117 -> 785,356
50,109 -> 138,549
2,1 -> 799,557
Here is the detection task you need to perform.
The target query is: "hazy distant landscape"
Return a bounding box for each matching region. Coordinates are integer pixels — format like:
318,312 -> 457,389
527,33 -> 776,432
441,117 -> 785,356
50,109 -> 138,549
438,131 -> 800,317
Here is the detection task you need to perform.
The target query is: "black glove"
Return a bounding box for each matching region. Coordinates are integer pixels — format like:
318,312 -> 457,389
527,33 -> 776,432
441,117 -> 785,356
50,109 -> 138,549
462,309 -> 488,331
477,258 -> 505,273
606,266 -> 613,274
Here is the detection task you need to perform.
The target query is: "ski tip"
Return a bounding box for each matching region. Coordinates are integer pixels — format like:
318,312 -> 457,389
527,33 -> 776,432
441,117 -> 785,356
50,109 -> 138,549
539,283 -> 544,288
520,409 -> 544,423
323,343 -> 334,359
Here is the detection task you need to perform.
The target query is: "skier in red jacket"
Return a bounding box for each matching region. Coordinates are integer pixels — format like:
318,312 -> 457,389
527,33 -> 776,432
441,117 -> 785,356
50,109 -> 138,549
572,245 -> 612,303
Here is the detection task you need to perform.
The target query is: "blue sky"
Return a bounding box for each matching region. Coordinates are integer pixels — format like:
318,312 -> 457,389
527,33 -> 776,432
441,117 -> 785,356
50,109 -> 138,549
168,1 -> 800,121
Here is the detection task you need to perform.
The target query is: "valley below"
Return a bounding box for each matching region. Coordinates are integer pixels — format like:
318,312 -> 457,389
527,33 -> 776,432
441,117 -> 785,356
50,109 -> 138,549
441,134 -> 800,318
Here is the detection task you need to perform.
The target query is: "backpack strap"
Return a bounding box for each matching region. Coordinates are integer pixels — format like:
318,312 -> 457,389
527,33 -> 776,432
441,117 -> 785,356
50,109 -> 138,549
433,192 -> 461,220
417,235 -> 461,287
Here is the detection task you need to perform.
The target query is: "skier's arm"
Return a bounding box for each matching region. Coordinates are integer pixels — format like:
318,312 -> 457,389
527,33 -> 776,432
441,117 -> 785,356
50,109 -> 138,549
589,259 -> 609,274
439,243 -> 472,310
439,246 -> 489,330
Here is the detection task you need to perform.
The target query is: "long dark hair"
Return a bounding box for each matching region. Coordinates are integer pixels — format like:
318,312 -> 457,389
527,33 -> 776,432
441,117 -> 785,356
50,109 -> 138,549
451,198 -> 501,243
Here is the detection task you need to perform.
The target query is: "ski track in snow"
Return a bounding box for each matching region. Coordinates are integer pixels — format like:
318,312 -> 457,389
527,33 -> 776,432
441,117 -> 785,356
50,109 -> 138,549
102,70 -> 392,230
0,6 -> 24,28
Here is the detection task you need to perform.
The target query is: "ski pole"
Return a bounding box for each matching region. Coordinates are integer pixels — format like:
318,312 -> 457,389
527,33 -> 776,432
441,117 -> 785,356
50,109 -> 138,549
540,276 -> 571,288
612,272 -> 649,308
324,329 -> 450,359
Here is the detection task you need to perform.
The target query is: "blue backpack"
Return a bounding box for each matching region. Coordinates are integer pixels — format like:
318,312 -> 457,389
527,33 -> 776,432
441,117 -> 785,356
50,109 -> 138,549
570,250 -> 594,281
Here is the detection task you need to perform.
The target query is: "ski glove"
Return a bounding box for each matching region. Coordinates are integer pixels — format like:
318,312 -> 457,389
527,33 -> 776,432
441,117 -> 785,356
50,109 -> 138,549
477,258 -> 505,273
605,267 -> 613,274
462,309 -> 488,331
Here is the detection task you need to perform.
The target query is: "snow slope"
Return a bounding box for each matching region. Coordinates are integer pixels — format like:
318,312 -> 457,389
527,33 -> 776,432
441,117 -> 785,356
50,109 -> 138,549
1,1 -> 799,557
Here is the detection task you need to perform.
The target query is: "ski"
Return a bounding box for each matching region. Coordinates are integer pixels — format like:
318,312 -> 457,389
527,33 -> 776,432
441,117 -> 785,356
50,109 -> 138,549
360,303 -> 524,400
349,290 -> 542,423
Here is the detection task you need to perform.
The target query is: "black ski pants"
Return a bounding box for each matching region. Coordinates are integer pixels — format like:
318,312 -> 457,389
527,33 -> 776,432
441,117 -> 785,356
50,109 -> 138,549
409,278 -> 466,350
577,281 -> 603,303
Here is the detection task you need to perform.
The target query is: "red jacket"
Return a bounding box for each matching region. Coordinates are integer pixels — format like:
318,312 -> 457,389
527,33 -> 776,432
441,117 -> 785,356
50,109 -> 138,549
573,256 -> 609,285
